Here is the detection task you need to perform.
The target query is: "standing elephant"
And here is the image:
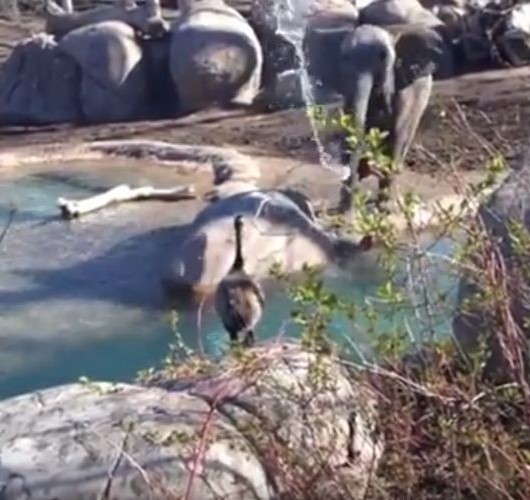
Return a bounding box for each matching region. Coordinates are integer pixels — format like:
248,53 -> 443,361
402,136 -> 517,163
358,0 -> 455,78
305,22 -> 444,213
169,0 -> 263,113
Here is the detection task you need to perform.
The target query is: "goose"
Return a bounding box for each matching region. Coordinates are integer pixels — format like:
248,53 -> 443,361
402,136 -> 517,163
215,214 -> 265,347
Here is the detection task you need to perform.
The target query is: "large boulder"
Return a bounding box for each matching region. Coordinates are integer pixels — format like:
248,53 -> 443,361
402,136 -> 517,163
0,34 -> 81,125
162,189 -> 371,298
58,21 -> 149,123
255,67 -> 339,111
169,0 -> 263,113
452,157 -> 530,378
359,0 -> 443,27
248,0 -> 359,91
495,2 -> 530,67
0,343 -> 381,499
251,0 -> 359,38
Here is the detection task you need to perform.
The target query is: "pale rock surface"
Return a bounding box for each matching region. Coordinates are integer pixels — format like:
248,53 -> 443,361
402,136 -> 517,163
0,343 -> 381,499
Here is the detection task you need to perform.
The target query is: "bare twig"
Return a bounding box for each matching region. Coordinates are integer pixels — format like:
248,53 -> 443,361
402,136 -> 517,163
97,430 -> 130,500
0,206 -> 16,247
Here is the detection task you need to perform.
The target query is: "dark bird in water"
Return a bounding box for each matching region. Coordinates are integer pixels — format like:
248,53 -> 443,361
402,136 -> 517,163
215,214 -> 265,347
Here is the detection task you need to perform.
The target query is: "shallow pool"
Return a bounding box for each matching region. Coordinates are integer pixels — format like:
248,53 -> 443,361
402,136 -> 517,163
0,167 -> 458,399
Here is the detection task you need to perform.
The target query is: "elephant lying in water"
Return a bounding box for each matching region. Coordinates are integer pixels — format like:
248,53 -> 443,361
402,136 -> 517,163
306,21 -> 445,213
162,189 -> 371,299
169,0 -> 263,113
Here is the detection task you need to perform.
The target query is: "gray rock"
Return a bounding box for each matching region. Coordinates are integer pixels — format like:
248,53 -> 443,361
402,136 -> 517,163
258,68 -> 340,110
44,0 -> 169,39
0,34 -> 81,125
496,3 -> 530,67
58,21 -> 149,123
252,0 -> 359,38
169,0 -> 263,113
0,343 -> 381,499
250,0 -> 359,89
453,158 -> 530,377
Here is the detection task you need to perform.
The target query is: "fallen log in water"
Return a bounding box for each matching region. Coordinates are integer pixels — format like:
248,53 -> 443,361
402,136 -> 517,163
57,183 -> 196,218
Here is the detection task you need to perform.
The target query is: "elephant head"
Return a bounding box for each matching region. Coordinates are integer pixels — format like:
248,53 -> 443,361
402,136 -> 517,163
306,23 -> 396,135
338,25 -> 396,129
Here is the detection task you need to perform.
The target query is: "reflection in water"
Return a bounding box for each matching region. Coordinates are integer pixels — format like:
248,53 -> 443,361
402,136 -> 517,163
0,171 -> 458,399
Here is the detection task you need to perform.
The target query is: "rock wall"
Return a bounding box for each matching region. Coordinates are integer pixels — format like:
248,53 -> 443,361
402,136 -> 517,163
0,34 -> 80,124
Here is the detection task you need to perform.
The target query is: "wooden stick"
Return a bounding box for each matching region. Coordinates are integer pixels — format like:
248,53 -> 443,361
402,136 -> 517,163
57,184 -> 195,219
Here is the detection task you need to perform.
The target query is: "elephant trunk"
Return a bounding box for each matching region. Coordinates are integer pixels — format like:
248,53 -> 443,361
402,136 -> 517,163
338,72 -> 373,213
381,65 -> 395,116
344,71 -> 372,132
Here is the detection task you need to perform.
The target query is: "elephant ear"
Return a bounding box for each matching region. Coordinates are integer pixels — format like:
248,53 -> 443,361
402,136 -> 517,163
389,23 -> 445,89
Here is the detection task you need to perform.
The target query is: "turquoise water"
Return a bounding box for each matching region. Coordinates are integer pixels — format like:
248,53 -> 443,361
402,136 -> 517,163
0,170 -> 458,399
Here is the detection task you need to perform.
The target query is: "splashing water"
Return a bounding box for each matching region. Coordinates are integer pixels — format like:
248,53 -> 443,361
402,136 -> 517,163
272,0 -> 349,179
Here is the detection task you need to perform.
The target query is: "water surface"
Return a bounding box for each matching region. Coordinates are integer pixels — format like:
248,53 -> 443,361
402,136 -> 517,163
0,165 -> 458,399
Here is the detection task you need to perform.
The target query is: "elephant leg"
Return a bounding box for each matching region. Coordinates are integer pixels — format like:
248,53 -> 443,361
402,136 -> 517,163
393,75 -> 432,166
337,94 -> 367,214
338,146 -> 363,214
335,129 -> 352,213
377,74 -> 432,210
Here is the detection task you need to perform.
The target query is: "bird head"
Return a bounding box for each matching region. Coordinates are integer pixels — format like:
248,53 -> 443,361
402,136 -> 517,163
234,214 -> 244,232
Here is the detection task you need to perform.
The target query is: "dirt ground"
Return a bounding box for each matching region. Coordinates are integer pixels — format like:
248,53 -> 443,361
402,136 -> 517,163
1,15 -> 530,200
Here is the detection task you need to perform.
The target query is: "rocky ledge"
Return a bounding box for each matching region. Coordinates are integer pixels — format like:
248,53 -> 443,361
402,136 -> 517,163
0,342 -> 381,499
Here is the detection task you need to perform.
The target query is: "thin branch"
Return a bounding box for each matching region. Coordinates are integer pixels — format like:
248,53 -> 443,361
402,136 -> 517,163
0,206 -> 16,247
97,430 -> 130,500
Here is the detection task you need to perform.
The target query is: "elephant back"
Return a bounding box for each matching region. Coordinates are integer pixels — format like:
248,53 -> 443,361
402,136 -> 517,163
360,0 -> 443,28
250,0 -> 358,89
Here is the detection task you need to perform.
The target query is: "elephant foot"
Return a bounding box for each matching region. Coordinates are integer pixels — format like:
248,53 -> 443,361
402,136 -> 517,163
375,200 -> 392,216
358,158 -> 374,180
371,192 -> 392,216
